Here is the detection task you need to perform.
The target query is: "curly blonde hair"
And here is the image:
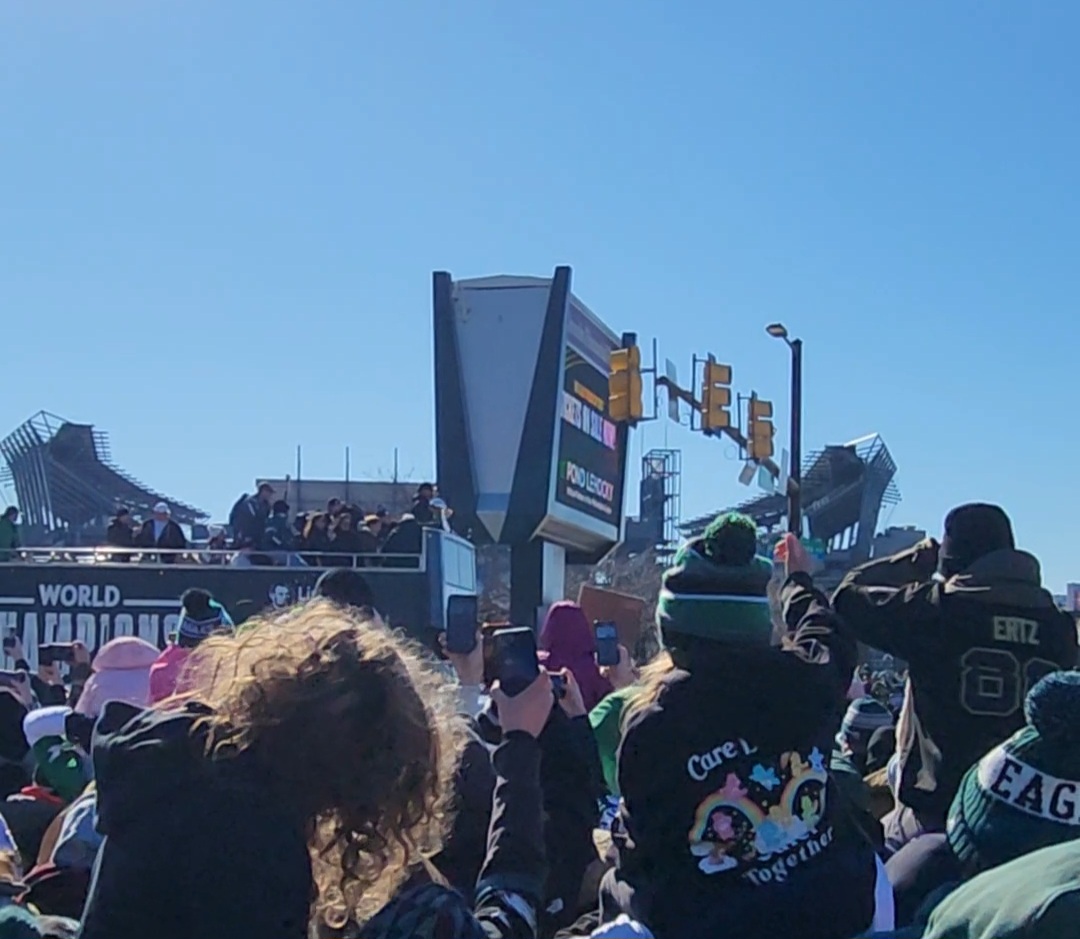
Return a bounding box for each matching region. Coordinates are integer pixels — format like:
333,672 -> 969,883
184,600 -> 464,930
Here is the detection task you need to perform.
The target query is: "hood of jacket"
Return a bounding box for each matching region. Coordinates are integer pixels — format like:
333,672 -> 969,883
540,602 -> 595,660
945,548 -> 1053,609
92,637 -> 160,672
91,701 -> 256,838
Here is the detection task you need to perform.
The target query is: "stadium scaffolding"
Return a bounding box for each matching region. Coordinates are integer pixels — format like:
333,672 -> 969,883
0,411 -> 207,545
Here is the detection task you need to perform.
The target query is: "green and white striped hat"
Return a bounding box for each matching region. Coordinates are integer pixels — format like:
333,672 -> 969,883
657,512 -> 773,645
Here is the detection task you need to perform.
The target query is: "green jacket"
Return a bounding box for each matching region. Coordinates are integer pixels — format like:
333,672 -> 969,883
588,684 -> 638,797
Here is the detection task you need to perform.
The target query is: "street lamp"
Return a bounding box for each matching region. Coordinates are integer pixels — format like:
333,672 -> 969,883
766,323 -> 803,536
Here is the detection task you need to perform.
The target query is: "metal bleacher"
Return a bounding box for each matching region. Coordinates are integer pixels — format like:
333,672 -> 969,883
0,411 -> 207,544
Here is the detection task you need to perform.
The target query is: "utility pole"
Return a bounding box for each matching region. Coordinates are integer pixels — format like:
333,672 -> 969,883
766,324 -> 803,536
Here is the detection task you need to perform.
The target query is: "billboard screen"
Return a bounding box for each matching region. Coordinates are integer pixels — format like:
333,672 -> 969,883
553,303 -> 627,529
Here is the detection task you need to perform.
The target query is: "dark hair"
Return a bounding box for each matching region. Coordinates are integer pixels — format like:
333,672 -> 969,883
272,500 -> 290,516
314,569 -> 374,611
417,483 -> 434,495
303,513 -> 328,540
1,508 -> 17,521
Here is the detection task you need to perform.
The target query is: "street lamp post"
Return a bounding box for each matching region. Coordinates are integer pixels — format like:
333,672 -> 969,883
766,324 -> 803,536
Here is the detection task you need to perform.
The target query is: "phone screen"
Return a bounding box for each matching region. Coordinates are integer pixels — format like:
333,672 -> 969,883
445,595 -> 479,655
39,644 -> 75,667
483,626 -> 539,696
594,622 -> 620,667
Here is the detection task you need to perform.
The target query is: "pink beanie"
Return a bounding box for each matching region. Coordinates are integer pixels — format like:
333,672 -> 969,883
74,636 -> 159,718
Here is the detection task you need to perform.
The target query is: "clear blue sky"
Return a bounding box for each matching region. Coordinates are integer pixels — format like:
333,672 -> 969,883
3,3 -> 1078,590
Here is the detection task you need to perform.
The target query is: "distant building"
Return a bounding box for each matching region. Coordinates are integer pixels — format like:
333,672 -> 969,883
1065,583 -> 1080,612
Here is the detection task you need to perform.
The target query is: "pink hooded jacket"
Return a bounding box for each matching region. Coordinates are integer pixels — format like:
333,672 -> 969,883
74,636 -> 160,718
148,645 -> 193,704
539,601 -> 613,712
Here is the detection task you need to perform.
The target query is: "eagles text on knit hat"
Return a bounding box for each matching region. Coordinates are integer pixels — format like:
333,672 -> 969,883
177,588 -> 234,647
657,512 -> 773,645
948,670 -> 1080,872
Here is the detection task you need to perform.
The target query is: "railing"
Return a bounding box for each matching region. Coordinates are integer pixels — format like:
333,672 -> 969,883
0,545 -> 429,572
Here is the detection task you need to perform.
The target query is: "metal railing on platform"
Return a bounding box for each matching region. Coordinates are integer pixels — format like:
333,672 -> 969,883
0,545 -> 427,572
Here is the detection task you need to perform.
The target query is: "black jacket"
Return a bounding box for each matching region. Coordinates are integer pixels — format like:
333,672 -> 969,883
230,494 -> 270,547
104,519 -> 134,561
833,547 -> 1078,826
134,519 -> 187,562
475,703 -> 602,933
80,702 -> 312,939
604,573 -> 876,939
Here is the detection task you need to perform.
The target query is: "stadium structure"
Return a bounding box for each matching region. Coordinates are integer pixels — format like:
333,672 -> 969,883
682,433 -> 905,588
0,411 -> 207,546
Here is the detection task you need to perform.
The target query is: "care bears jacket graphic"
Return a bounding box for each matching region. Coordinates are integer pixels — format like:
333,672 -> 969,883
603,573 -> 878,939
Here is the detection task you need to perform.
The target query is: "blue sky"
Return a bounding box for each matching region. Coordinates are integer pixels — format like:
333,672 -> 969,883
3,3 -> 1078,589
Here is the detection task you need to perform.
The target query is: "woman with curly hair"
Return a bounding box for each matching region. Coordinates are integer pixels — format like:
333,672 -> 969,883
78,601 -> 550,939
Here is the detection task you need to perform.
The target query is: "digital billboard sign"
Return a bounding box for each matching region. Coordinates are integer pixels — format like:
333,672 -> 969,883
552,303 -> 627,530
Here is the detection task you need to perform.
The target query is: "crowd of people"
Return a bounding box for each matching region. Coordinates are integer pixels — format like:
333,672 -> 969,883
95,481 -> 450,567
0,501 -> 1074,938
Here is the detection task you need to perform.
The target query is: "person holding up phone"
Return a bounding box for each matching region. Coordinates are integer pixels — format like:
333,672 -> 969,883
600,514 -> 883,939
4,636 -> 91,709
539,602 -> 613,712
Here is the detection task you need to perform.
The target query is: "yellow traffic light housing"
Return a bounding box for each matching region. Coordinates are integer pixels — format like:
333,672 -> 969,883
700,358 -> 732,433
609,345 -> 644,423
747,396 -> 775,460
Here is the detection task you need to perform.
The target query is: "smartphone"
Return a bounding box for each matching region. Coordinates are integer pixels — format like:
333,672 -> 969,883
0,670 -> 28,691
39,643 -> 76,667
483,626 -> 539,697
445,595 -> 479,655
550,673 -> 567,700
594,621 -> 620,667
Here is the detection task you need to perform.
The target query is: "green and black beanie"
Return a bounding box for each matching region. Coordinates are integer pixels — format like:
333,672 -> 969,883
947,670 -> 1080,873
657,512 -> 773,646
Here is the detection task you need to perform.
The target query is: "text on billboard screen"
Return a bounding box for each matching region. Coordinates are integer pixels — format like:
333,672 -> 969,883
555,343 -> 626,525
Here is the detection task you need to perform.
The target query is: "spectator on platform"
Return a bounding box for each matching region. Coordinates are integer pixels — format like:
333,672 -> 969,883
328,512 -> 364,566
104,509 -> 134,562
228,482 -> 274,548
200,526 -> 228,565
262,500 -> 294,553
326,498 -> 344,521
302,513 -> 333,566
411,483 -> 435,525
380,513 -> 423,569
355,515 -> 381,561
134,503 -> 186,564
0,508 -> 19,563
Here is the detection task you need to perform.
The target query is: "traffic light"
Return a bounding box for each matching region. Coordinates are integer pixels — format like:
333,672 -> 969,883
700,358 -> 732,433
609,345 -> 644,423
747,395 -> 775,460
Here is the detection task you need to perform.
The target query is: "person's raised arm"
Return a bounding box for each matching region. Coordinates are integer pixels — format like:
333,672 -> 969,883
473,672 -> 552,939
831,539 -> 943,658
